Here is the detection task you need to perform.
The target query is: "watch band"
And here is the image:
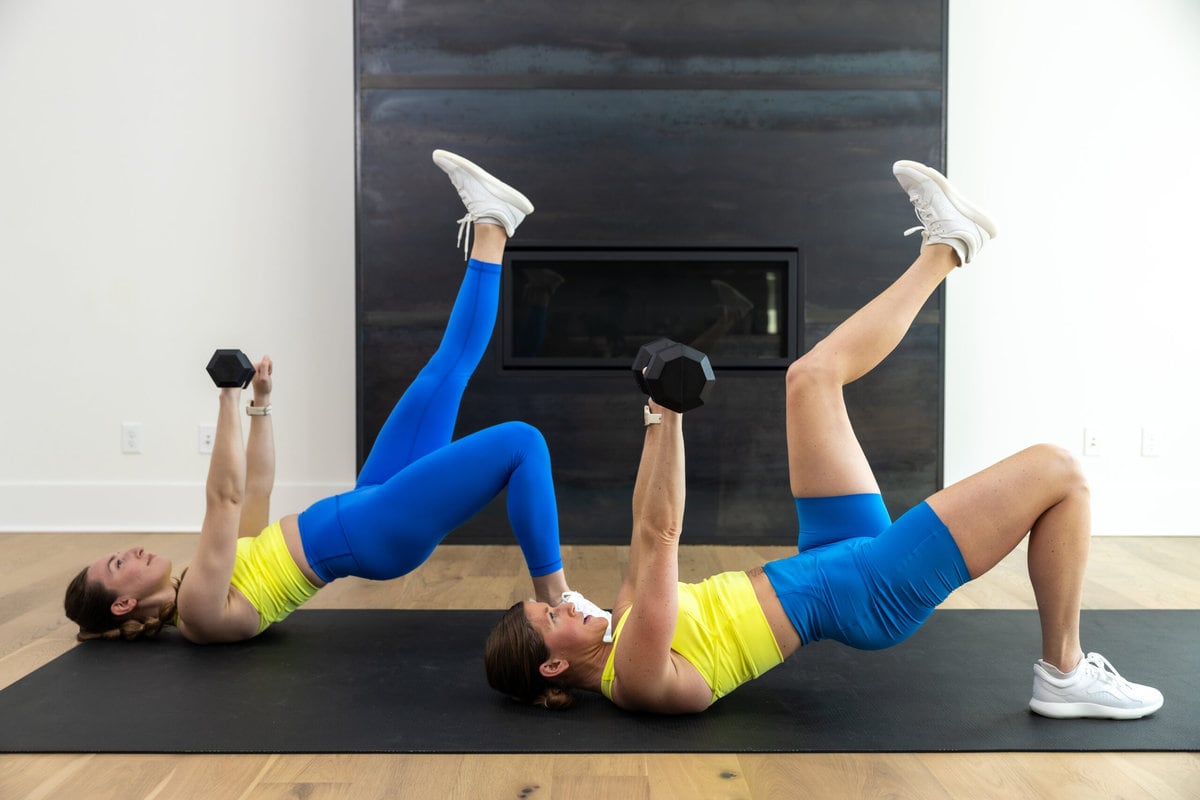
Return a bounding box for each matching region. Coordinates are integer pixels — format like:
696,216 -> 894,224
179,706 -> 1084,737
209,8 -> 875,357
643,404 -> 662,426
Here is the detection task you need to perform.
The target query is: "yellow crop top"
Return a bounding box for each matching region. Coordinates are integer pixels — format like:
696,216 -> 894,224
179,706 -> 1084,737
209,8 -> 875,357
230,521 -> 320,635
600,570 -> 783,705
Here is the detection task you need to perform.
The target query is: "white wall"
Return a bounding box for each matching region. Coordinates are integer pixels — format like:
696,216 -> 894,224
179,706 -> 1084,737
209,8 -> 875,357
0,2 -> 357,530
1,1 -> 1197,534
945,0 -> 1200,534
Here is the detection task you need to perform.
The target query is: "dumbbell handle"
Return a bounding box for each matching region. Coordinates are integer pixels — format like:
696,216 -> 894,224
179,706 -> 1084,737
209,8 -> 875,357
632,338 -> 674,395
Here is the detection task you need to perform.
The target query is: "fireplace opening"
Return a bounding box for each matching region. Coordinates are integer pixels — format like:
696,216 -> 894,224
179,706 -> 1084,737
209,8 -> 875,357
503,247 -> 800,369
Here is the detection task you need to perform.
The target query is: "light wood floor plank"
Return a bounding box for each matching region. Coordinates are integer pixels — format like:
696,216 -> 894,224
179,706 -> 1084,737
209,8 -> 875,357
644,753 -> 751,800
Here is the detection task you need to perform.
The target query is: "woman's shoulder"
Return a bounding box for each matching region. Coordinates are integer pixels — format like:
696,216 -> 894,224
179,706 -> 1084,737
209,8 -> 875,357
609,650 -> 713,714
606,598 -> 713,714
177,585 -> 260,643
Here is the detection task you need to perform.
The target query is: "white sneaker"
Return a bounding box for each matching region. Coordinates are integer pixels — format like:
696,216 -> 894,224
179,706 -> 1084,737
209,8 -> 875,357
561,590 -> 613,643
432,149 -> 534,257
892,160 -> 997,265
1029,652 -> 1164,720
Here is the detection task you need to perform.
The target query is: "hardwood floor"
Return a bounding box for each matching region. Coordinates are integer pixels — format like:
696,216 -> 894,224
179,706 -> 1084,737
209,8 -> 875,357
2,534 -> 1198,799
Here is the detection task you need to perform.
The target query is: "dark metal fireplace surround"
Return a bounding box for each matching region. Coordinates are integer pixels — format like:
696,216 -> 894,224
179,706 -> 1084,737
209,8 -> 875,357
355,0 -> 947,544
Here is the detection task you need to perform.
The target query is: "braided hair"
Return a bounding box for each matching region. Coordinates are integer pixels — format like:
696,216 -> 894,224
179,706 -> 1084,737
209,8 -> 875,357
63,568 -> 182,642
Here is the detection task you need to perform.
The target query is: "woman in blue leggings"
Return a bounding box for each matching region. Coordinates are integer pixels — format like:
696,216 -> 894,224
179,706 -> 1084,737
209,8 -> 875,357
486,160 -> 1164,721
65,151 -> 591,644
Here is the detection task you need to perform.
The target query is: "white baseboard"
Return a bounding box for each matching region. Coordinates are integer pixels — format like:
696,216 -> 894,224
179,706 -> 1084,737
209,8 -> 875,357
0,481 -> 353,532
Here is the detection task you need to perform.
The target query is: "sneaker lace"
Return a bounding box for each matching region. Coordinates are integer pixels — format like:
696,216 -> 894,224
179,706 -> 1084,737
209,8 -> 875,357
1080,652 -> 1134,691
903,192 -> 937,238
454,212 -> 478,261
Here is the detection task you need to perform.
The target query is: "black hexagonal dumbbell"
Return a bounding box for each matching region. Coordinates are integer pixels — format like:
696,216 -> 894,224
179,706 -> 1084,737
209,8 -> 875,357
631,338 -> 715,413
206,349 -> 256,388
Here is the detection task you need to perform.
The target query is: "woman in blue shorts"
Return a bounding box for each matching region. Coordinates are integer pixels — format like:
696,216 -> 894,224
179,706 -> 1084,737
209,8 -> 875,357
485,160 -> 1163,721
64,151 -> 596,644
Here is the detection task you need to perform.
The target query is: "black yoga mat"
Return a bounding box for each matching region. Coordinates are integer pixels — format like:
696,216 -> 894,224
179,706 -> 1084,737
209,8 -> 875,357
0,610 -> 1194,754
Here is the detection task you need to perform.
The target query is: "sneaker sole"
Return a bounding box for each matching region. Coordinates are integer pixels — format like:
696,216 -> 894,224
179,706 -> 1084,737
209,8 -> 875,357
1029,697 -> 1164,720
432,149 -> 534,214
893,160 -> 998,239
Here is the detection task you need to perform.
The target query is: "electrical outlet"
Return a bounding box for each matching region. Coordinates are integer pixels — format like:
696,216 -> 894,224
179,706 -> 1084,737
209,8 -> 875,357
121,422 -> 143,454
198,424 -> 216,455
1141,427 -> 1161,457
1082,427 -> 1102,457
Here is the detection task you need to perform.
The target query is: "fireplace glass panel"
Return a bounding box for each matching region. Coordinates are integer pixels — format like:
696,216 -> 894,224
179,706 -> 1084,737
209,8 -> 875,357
503,248 -> 800,369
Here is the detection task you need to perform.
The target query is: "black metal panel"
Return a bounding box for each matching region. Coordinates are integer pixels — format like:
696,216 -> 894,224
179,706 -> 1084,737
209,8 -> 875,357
355,0 -> 946,544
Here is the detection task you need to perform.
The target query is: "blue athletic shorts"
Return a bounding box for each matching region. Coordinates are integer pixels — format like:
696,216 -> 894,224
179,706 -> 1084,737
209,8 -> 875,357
761,494 -> 970,650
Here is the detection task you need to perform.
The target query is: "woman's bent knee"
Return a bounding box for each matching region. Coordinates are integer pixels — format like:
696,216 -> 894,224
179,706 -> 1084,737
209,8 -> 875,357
1028,443 -> 1089,495
501,420 -> 548,454
785,354 -> 842,400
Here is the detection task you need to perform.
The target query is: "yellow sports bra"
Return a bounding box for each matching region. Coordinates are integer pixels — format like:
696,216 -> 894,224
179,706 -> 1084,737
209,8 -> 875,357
600,570 -> 783,705
230,520 -> 320,635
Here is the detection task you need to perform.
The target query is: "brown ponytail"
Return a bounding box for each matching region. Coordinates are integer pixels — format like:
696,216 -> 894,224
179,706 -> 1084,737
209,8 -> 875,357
484,602 -> 577,710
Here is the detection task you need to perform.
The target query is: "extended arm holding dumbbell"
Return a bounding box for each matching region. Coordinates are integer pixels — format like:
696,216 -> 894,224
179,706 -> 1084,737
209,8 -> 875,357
176,382 -> 258,641
205,348 -> 273,536
608,389 -> 713,712
175,349 -> 264,642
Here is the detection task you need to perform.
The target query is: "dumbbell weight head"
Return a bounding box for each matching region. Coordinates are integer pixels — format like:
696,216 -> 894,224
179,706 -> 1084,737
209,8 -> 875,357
207,349 -> 256,388
643,342 -> 715,413
632,338 -> 676,394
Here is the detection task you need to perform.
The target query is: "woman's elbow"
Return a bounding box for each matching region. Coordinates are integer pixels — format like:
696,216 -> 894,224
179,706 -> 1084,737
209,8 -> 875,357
206,483 -> 244,508
633,519 -> 682,546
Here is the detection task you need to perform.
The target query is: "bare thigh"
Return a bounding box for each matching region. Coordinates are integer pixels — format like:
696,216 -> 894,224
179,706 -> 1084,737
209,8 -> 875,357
785,359 -> 880,497
926,444 -> 1081,577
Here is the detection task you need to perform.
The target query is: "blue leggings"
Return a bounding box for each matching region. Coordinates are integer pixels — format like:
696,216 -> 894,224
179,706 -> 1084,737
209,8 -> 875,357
761,494 -> 970,650
297,258 -> 563,583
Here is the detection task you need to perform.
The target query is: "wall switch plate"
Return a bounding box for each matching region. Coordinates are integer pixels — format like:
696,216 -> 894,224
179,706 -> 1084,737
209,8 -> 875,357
121,422 -> 143,454
198,424 -> 216,455
1141,427 -> 1161,457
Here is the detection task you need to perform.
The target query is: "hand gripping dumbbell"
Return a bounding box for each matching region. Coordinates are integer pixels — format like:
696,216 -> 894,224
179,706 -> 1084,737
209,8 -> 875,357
206,349 -> 256,388
631,338 -> 715,413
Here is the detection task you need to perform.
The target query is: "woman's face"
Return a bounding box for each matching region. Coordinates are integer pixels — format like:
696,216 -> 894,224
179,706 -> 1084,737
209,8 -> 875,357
523,599 -> 605,656
87,546 -> 173,609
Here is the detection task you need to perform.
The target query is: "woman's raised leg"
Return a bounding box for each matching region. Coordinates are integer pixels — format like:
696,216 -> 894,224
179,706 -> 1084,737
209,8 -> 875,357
785,245 -> 959,499
786,160 -> 995,500
342,152 -> 570,601
357,152 -> 533,487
